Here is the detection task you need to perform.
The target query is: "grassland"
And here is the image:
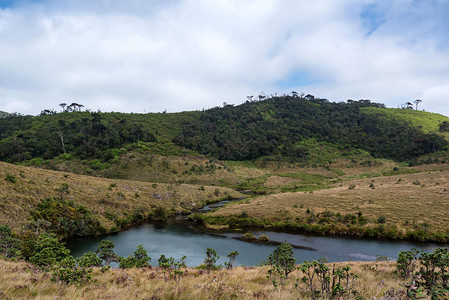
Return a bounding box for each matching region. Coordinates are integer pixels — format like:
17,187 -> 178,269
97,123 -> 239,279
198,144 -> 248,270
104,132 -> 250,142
0,258 -> 407,299
201,165 -> 449,242
361,107 -> 449,141
0,161 -> 242,234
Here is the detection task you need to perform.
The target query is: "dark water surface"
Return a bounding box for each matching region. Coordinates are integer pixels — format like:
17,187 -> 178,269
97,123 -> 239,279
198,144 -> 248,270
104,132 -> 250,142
67,217 -> 445,267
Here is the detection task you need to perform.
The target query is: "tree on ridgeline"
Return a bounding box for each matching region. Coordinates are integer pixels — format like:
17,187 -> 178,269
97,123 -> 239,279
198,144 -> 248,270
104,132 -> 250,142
414,99 -> 422,110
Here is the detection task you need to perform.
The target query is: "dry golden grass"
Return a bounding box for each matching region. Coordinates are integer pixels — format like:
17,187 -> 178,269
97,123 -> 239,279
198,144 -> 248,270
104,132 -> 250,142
0,162 -> 242,233
44,153 -> 267,187
211,169 -> 449,236
0,258 -> 408,299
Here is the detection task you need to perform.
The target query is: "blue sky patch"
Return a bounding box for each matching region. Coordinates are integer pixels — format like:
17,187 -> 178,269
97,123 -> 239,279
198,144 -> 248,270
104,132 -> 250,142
360,4 -> 386,35
0,0 -> 16,8
276,70 -> 322,90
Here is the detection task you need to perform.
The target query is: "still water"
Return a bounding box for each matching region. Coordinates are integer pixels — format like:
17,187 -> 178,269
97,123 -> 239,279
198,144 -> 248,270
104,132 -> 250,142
67,217 -> 445,267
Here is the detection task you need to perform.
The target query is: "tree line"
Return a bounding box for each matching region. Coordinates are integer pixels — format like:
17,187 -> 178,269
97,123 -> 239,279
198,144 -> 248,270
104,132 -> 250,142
0,96 -> 446,164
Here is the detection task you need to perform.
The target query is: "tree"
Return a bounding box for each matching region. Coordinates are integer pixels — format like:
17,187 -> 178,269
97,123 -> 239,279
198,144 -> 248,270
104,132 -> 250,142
225,250 -> 239,270
0,224 -> 20,258
96,240 -> 119,266
77,251 -> 102,268
204,247 -> 220,271
55,183 -> 69,201
132,244 -> 151,267
28,232 -> 71,268
414,99 -> 422,110
267,241 -> 296,279
59,103 -> 67,112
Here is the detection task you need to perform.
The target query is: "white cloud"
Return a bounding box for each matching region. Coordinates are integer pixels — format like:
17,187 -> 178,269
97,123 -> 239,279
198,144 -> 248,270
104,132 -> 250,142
0,0 -> 448,116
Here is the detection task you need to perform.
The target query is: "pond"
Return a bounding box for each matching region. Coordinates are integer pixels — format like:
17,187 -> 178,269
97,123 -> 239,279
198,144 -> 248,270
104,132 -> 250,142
67,216 -> 445,267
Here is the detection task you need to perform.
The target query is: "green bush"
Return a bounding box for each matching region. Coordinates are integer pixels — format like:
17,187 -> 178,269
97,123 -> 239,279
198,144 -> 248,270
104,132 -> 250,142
120,244 -> 151,268
267,242 -> 296,280
225,250 -> 239,270
4,173 -> 16,183
96,240 -> 119,266
151,206 -> 168,221
158,254 -> 187,282
0,224 -> 20,258
77,251 -> 102,268
377,216 -> 387,224
400,248 -> 449,299
31,197 -> 101,238
204,248 -> 220,271
28,232 -> 71,268
51,256 -> 93,285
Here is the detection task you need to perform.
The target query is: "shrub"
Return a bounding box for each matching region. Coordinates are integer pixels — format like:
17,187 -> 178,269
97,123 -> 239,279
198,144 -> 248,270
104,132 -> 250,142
267,242 -> 295,280
158,254 -> 187,282
299,261 -> 359,298
51,256 -> 93,285
241,232 -> 256,241
258,235 -> 270,242
0,225 -> 20,258
77,251 -> 102,268
4,174 -> 16,183
396,248 -> 420,278
31,197 -> 100,238
96,240 -> 119,266
28,233 -> 71,268
204,248 -> 220,271
377,216 -> 387,224
151,206 -> 168,221
225,250 -> 239,270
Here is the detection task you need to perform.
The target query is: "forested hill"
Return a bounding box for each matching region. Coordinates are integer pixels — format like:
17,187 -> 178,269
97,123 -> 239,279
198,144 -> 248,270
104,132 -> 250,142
0,111 -> 10,119
174,97 -> 448,161
0,96 -> 447,164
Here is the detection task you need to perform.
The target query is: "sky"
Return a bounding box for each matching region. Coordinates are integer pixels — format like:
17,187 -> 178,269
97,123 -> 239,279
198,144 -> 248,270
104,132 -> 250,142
0,0 -> 449,116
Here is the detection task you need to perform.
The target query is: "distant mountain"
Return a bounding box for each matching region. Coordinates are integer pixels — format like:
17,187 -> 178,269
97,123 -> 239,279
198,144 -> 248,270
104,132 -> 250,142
0,96 -> 447,164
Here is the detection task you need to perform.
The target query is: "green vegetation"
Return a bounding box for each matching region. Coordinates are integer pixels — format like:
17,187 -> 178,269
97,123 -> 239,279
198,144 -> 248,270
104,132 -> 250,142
31,196 -> 104,238
119,244 -> 151,268
225,250 -> 239,270
0,111 -> 10,119
1,98 -> 447,169
267,242 -> 296,286
361,107 -> 449,134
203,248 -> 220,271
175,97 -> 447,161
298,261 -> 360,299
158,254 -> 187,282
397,248 -> 449,298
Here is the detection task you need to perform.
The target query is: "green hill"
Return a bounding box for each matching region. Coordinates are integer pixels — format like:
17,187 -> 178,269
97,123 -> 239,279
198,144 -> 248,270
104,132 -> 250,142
0,111 -> 10,119
361,107 -> 449,135
0,97 -> 447,166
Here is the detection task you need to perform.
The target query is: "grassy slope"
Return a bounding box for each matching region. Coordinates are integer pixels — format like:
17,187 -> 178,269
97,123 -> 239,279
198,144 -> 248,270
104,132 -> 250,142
207,164 -> 449,240
362,107 -> 449,140
0,258 -> 405,299
0,162 -> 242,233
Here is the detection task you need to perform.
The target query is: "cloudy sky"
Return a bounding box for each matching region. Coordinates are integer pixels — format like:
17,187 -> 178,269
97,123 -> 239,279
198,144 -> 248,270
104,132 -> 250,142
0,0 -> 448,116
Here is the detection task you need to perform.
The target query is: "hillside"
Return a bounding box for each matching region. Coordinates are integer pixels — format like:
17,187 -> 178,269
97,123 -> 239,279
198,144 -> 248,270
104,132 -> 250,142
1,97 -> 448,167
0,161 -> 242,236
0,111 -> 10,118
196,164 -> 449,242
